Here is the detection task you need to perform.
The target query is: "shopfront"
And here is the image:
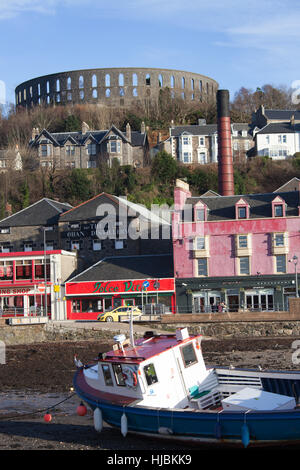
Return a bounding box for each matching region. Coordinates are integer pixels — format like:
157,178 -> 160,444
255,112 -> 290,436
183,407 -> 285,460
65,277 -> 176,320
176,274 -> 297,314
0,250 -> 77,320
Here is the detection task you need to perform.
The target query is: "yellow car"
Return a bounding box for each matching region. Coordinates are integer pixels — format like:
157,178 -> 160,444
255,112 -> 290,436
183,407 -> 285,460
97,306 -> 141,322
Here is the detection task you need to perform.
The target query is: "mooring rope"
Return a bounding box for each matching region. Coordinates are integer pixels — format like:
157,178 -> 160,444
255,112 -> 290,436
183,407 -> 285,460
0,392 -> 77,422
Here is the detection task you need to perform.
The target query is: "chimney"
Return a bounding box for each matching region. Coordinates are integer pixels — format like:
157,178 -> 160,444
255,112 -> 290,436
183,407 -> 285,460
5,202 -> 12,217
31,128 -> 39,140
140,121 -> 146,134
82,121 -> 90,135
217,89 -> 234,196
126,122 -> 131,142
291,114 -> 295,128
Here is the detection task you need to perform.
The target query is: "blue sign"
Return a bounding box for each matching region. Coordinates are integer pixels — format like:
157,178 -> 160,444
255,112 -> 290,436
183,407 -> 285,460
143,281 -> 150,289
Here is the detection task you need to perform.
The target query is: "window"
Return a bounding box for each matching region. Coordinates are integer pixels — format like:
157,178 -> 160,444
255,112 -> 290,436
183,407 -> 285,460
41,145 -> 49,157
110,140 -> 121,153
0,228 -> 10,234
72,300 -> 81,313
144,363 -> 158,386
93,240 -> 101,251
238,206 -> 247,219
276,254 -> 286,273
199,137 -> 205,146
197,258 -> 208,276
16,260 -> 32,279
92,74 -> 97,88
66,145 -> 75,156
274,204 -> 283,217
195,208 -> 205,221
112,364 -> 126,386
181,343 -> 197,368
182,152 -> 191,163
195,237 -> 205,250
115,240 -> 124,250
87,161 -> 96,168
46,242 -> 54,251
239,257 -> 250,275
71,240 -> 80,250
275,233 -> 284,247
198,152 -> 206,164
183,136 -> 190,145
23,243 -> 32,252
238,235 -> 248,248
102,365 -> 113,386
86,143 -> 96,155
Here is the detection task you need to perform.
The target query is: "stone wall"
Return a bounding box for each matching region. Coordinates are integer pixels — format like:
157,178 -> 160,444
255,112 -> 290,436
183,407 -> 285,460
1,316 -> 300,345
15,67 -> 218,109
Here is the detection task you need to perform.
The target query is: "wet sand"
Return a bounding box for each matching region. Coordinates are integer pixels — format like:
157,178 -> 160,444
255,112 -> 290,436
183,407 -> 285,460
1,336 -> 300,451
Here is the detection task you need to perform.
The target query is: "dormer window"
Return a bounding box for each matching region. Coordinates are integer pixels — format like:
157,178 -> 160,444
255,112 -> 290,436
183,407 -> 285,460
238,207 -> 247,219
235,198 -> 249,220
194,202 -> 208,221
272,196 -> 285,218
274,204 -> 283,217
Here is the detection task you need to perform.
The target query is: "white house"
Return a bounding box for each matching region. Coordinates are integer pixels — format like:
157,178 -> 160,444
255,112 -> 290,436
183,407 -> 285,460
253,121 -> 300,160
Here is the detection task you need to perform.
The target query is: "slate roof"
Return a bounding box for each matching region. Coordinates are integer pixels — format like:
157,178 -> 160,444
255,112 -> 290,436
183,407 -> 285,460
264,109 -> 300,121
68,254 -> 174,283
30,125 -> 147,148
256,122 -> 300,135
185,191 -> 300,221
170,123 -> 251,138
59,192 -> 170,225
0,198 -> 72,227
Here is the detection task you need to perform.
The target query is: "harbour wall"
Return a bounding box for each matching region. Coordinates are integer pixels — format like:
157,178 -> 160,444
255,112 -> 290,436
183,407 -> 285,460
2,316 -> 300,345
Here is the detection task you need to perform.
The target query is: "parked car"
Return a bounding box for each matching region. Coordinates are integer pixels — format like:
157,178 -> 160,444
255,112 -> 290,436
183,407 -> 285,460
97,306 -> 141,322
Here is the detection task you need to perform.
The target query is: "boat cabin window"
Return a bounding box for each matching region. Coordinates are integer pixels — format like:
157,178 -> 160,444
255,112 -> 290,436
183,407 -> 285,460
112,364 -> 126,386
180,343 -> 198,368
102,364 -> 113,386
144,363 -> 158,386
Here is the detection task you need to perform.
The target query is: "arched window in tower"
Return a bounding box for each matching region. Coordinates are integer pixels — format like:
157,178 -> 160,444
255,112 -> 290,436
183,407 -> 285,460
105,74 -> 110,87
92,89 -> 98,99
79,76 -> 84,89
119,73 -> 124,86
46,81 -> 50,94
146,74 -> 151,86
92,74 -> 97,88
80,90 -> 84,100
181,77 -> 185,89
132,73 -> 138,86
56,79 -> 60,92
170,75 -> 175,88
158,74 -> 163,87
106,88 -> 110,97
67,77 -> 72,90
191,79 -> 194,90
199,80 -> 202,93
133,88 -> 138,97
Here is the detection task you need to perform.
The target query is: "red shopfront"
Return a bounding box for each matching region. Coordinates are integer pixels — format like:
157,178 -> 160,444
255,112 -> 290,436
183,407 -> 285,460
65,278 -> 176,320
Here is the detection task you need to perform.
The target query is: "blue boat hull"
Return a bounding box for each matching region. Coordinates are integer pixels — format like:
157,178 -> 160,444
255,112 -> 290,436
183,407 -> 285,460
73,370 -> 300,446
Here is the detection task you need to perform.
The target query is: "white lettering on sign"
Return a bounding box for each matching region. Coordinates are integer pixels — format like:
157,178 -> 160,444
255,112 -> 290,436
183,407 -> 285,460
0,288 -> 31,296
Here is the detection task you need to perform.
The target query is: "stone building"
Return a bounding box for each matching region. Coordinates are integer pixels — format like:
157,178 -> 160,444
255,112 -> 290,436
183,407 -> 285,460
0,146 -> 23,172
158,121 -> 253,164
29,121 -> 149,169
15,67 -> 218,110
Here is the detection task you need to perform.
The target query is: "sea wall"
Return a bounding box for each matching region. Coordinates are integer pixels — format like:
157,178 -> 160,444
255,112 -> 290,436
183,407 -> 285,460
1,318 -> 300,345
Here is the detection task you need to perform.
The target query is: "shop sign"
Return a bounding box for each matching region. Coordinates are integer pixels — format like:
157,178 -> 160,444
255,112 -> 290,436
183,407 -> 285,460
66,278 -> 175,296
0,288 -> 31,296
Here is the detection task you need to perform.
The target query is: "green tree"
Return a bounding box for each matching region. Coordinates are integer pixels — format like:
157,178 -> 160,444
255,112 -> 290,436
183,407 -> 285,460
151,151 -> 178,184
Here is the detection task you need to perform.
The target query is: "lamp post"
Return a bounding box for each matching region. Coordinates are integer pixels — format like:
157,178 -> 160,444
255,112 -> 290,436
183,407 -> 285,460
289,255 -> 299,298
40,227 -> 48,317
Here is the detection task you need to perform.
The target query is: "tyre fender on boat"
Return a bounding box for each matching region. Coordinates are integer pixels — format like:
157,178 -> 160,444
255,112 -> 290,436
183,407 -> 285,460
121,412 -> 128,437
122,366 -> 138,388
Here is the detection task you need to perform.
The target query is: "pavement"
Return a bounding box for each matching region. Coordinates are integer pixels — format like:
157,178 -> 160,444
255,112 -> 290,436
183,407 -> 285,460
50,320 -> 173,335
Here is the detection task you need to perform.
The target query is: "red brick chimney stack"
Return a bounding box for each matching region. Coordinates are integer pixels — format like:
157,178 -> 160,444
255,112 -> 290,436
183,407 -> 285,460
217,89 -> 234,196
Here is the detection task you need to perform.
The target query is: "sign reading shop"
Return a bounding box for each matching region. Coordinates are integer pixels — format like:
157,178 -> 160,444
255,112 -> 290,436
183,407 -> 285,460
66,278 -> 175,296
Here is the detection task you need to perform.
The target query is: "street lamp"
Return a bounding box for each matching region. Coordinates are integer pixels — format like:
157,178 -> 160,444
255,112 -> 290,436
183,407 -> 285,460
289,255 -> 299,298
40,227 -> 48,316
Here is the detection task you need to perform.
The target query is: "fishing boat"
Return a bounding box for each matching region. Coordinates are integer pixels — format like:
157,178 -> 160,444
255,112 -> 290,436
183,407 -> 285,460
73,326 -> 300,447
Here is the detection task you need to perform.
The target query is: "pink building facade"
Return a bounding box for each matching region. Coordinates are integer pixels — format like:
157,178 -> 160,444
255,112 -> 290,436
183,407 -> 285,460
173,179 -> 300,313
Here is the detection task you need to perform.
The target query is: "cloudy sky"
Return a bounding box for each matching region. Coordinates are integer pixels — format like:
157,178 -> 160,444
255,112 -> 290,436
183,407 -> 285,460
0,0 -> 299,105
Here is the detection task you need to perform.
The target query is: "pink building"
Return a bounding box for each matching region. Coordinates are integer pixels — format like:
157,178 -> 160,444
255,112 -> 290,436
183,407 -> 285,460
173,178 -> 300,313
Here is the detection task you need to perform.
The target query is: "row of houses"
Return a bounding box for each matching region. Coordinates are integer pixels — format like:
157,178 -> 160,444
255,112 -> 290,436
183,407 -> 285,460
1,106 -> 300,172
0,175 -> 300,320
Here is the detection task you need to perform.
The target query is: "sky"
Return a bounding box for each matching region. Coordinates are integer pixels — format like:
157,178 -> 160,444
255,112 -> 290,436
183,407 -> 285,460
0,0 -> 299,106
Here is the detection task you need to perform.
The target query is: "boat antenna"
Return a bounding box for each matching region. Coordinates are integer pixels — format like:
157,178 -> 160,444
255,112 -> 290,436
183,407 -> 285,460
129,308 -> 135,348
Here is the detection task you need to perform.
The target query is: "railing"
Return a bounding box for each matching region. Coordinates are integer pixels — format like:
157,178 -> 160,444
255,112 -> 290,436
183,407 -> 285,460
0,306 -> 48,317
